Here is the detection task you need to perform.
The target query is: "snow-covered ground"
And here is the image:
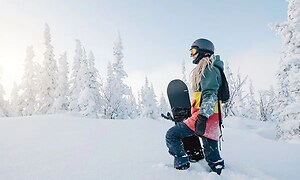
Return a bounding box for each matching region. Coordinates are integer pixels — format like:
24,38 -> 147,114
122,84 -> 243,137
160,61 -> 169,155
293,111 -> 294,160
0,114 -> 299,180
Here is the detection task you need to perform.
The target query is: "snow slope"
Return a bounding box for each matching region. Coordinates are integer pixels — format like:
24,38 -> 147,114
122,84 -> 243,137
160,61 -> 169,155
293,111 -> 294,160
0,114 -> 299,180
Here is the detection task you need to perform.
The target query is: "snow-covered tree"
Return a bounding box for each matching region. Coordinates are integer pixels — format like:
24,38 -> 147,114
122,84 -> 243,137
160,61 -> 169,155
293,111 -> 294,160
87,51 -> 103,115
258,87 -> 276,122
33,62 -> 43,111
103,62 -> 116,118
0,87 -> 7,117
69,39 -> 83,112
158,93 -> 169,115
78,51 -> 102,118
124,87 -> 138,119
0,74 -> 9,117
19,46 -> 37,116
223,62 -> 248,117
268,86 -> 278,121
103,34 -> 131,119
181,60 -> 188,85
37,24 -> 58,114
272,0 -> 300,140
136,91 -> 142,117
52,52 -> 69,112
234,72 -> 248,118
244,80 -> 259,120
10,82 -> 21,116
140,77 -> 159,119
111,33 -> 130,118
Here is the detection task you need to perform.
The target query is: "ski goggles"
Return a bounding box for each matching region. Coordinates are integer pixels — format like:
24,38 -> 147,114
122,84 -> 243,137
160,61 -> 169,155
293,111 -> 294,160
190,47 -> 199,57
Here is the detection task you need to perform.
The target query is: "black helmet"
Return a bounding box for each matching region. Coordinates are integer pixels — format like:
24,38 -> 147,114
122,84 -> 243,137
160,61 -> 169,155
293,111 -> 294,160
191,38 -> 214,53
190,38 -> 214,64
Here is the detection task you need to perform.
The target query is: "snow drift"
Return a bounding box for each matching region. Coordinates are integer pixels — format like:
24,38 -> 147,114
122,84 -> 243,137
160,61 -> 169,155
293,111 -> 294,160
0,114 -> 299,180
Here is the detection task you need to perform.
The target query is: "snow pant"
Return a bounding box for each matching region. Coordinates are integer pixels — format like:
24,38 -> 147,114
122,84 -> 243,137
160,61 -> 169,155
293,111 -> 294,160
166,122 -> 224,171
201,137 -> 224,174
166,122 -> 194,168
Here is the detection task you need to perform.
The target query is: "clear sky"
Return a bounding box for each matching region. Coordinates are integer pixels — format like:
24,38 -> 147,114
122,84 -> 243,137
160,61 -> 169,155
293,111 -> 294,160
0,0 -> 287,98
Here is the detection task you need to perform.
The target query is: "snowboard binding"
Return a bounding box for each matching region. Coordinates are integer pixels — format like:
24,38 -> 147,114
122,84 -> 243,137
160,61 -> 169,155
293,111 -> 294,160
161,107 -> 191,123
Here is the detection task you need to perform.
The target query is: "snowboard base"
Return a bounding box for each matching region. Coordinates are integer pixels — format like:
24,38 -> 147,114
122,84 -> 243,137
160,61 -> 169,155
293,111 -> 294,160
162,79 -> 204,162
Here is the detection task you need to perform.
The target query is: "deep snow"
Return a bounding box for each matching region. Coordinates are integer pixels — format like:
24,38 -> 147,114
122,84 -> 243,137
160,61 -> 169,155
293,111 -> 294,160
0,114 -> 299,180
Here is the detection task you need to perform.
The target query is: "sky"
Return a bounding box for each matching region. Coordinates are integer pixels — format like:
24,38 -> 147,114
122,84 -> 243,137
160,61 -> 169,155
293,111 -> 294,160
0,0 -> 287,99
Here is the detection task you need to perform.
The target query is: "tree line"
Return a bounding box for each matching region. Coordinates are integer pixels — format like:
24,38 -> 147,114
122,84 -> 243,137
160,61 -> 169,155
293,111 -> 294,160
0,24 -> 164,119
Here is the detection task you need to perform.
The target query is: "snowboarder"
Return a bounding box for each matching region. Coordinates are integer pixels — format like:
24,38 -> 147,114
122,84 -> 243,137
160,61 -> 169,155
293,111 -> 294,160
165,38 -> 225,175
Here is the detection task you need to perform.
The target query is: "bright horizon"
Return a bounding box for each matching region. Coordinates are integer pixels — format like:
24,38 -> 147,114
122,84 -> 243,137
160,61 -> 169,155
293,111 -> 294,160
0,0 -> 287,99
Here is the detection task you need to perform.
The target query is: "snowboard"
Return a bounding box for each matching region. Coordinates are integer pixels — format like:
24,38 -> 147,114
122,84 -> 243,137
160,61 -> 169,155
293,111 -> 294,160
162,79 -> 204,162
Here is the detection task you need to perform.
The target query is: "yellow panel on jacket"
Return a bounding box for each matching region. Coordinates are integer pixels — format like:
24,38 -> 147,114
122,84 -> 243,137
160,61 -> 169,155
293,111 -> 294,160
192,92 -> 221,113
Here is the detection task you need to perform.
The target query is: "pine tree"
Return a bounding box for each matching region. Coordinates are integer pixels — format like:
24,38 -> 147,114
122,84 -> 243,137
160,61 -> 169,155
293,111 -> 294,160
245,80 -> 259,120
0,87 -> 7,117
103,34 -> 131,119
0,75 -> 9,117
103,62 -> 115,118
268,86 -> 278,121
19,46 -> 37,116
78,51 -> 102,118
181,60 -> 188,85
111,33 -> 130,118
124,87 -> 138,119
234,71 -> 248,118
33,62 -> 43,111
258,87 -> 276,122
10,82 -> 22,116
52,52 -> 69,112
272,0 -> 300,140
69,39 -> 83,112
136,91 -> 142,117
223,62 -> 248,117
37,24 -> 58,114
87,51 -> 103,115
9,82 -> 21,116
140,77 -> 159,119
158,93 -> 169,115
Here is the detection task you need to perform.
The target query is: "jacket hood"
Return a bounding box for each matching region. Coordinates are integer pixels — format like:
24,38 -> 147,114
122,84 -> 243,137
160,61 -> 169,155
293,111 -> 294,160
213,55 -> 224,70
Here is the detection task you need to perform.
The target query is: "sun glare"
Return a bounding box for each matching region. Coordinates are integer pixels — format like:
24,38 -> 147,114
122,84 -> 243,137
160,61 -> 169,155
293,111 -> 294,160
0,52 -> 23,97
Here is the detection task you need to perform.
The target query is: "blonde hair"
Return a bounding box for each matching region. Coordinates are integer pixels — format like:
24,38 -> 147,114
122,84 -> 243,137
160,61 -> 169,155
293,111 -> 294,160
190,55 -> 216,91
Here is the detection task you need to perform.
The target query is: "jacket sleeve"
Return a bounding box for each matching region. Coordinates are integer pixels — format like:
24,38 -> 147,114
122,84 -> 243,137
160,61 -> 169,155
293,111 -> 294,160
199,66 -> 220,118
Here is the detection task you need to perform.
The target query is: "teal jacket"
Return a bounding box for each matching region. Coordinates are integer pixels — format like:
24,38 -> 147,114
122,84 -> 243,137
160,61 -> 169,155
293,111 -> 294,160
199,55 -> 224,117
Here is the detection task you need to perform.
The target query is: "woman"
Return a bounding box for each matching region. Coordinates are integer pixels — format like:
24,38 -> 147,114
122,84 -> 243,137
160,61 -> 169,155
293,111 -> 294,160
165,38 -> 225,175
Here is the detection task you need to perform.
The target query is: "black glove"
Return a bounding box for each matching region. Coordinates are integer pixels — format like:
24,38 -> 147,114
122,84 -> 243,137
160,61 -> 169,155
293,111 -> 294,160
195,115 -> 208,136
